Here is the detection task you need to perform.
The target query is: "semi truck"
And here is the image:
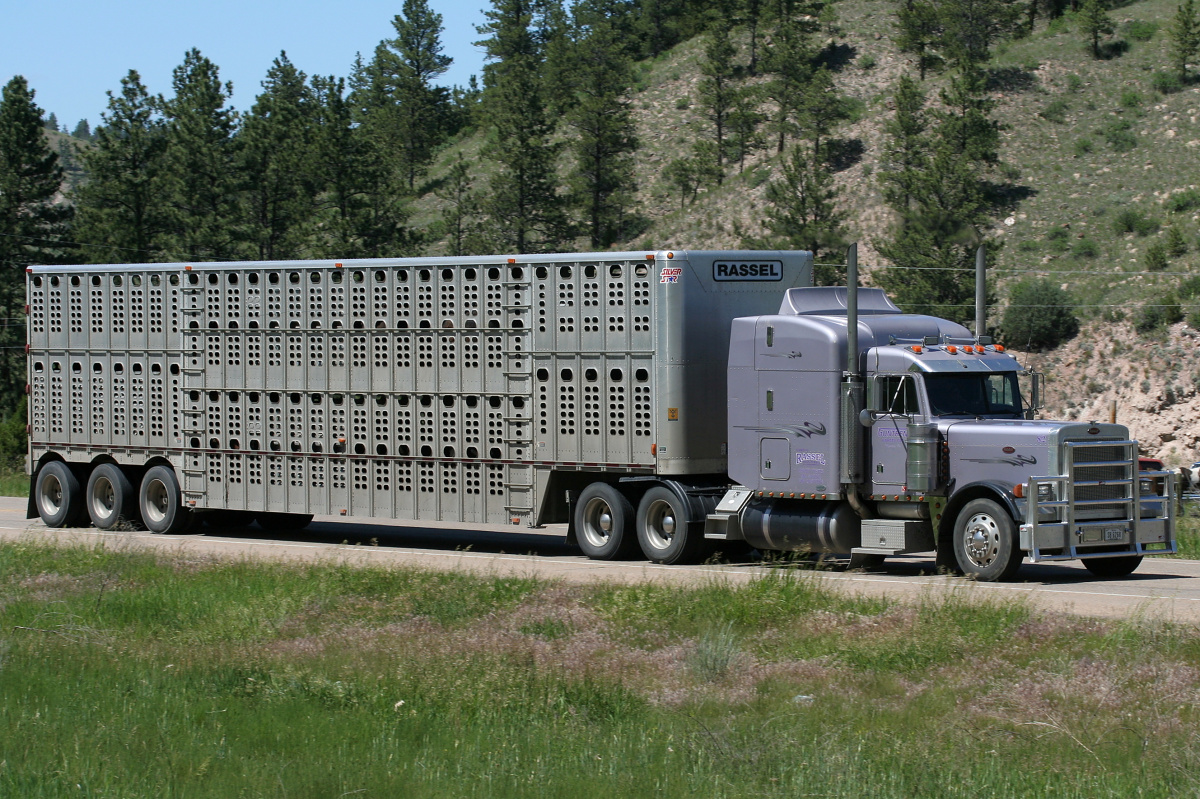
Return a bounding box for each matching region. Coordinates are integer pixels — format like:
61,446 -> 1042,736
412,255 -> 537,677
25,248 -> 1175,581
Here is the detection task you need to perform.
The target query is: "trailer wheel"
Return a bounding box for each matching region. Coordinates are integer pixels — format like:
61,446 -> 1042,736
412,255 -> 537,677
952,498 -> 1023,582
35,461 -> 85,528
139,466 -> 190,534
636,486 -> 707,564
86,463 -> 140,530
1081,555 -> 1143,578
574,483 -> 637,560
256,513 -> 314,531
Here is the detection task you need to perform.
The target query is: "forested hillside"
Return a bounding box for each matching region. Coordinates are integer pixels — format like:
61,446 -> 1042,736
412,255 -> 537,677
5,0 -> 1200,461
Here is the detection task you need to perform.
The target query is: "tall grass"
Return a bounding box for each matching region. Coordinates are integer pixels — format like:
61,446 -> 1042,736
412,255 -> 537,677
3,539 -> 1200,797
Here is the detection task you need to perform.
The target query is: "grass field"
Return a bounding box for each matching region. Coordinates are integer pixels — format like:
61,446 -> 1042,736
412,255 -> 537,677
3,538 -> 1200,797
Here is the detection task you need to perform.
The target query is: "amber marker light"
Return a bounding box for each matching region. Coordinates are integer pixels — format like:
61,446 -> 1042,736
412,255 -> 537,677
1013,483 -> 1026,498
946,345 -> 958,354
910,345 -> 923,353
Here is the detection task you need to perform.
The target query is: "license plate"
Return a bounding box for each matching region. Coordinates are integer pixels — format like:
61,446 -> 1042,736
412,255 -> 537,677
1103,527 -> 1126,541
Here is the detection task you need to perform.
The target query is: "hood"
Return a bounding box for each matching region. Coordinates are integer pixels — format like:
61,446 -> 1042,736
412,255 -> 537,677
943,419 -> 1129,486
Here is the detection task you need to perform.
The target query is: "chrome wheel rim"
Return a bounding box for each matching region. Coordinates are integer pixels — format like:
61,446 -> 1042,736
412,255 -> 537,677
581,496 -> 614,549
40,473 -> 63,516
963,512 -> 1001,569
144,479 -> 170,526
643,499 -> 677,551
90,476 -> 116,523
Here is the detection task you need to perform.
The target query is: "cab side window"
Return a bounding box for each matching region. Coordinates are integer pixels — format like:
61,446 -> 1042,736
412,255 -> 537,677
877,375 -> 919,415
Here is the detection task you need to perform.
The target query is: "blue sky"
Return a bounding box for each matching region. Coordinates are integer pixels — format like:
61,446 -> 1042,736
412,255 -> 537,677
2,0 -> 488,131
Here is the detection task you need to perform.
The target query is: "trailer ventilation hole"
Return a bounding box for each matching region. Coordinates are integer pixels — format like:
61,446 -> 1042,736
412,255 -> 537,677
93,363 -> 103,373
466,447 -> 478,458
330,271 -> 342,284
249,439 -> 260,450
375,270 -> 386,283
490,447 -> 502,459
610,265 -> 623,278
441,446 -> 455,458
169,364 -> 179,375
376,445 -> 388,456
537,368 -> 549,381
190,391 -> 201,401
584,265 -> 597,279
289,272 -> 300,284
585,369 -> 598,382
560,368 -> 574,382
465,268 -> 477,280
290,441 -> 300,452
420,395 -> 433,407
191,438 -> 201,448
488,319 -> 499,328
610,368 -> 623,381
32,276 -> 42,288
635,368 -> 649,382
269,393 -> 281,403
209,438 -> 219,449
421,445 -> 433,457
488,396 -> 502,408
511,267 -> 524,280
560,266 -> 572,279
398,444 -> 409,456
229,439 -> 240,449
488,267 -> 500,280
270,440 -> 281,451
228,391 -> 239,402
512,397 -> 525,409
247,273 -> 258,285
248,392 -> 260,402
354,443 -> 366,455
268,273 -> 279,284
464,396 -> 477,408
208,273 -> 218,285
310,393 -> 321,404
312,442 -> 322,452
536,267 -> 547,280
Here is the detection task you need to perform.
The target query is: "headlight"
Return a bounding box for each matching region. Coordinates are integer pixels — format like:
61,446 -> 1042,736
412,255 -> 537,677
1037,483 -> 1055,502
1140,477 -> 1162,496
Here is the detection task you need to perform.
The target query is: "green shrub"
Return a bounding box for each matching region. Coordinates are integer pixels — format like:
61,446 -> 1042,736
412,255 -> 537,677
1179,275 -> 1200,299
859,53 -> 876,70
1039,99 -> 1069,123
1167,226 -> 1188,257
1112,208 -> 1158,236
1134,295 -> 1183,332
1120,90 -> 1144,108
1066,73 -> 1084,92
1152,70 -> 1185,94
1074,137 -> 1094,155
1145,241 -> 1169,271
1103,119 -> 1137,152
1167,189 -> 1200,213
1074,237 -> 1100,258
1000,278 -> 1079,351
674,96 -> 690,110
1123,20 -> 1158,41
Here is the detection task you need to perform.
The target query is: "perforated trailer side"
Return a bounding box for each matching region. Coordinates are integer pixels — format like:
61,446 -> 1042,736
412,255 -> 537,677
27,250 -> 812,531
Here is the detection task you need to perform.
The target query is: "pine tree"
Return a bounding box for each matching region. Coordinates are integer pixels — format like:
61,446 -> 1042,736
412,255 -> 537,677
895,0 -> 943,79
566,0 -> 639,248
877,74 -> 929,212
44,111 -> 59,132
159,49 -> 242,261
436,152 -> 484,255
697,18 -> 739,183
1080,0 -> 1114,58
762,16 -> 814,153
0,77 -> 71,411
796,66 -> 848,157
73,70 -> 171,263
370,0 -> 455,191
938,0 -> 1024,66
1171,0 -> 1199,81
477,0 -> 569,252
71,119 -> 91,140
875,68 -> 1000,323
311,75 -> 416,258
239,53 -> 319,260
759,142 -> 846,282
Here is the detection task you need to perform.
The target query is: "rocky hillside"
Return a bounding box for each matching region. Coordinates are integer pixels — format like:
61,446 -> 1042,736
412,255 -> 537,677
419,0 -> 1200,463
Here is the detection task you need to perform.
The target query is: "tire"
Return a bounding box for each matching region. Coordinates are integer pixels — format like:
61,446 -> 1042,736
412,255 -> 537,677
202,510 -> 257,529
952,498 -> 1023,582
574,483 -> 637,560
85,463 -> 140,530
636,485 -> 708,565
139,465 -> 191,534
35,461 -> 85,528
1082,555 -> 1143,578
256,513 -> 314,532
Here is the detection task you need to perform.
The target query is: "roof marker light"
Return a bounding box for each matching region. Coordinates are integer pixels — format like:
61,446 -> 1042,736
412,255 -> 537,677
910,345 -> 923,354
946,345 -> 958,354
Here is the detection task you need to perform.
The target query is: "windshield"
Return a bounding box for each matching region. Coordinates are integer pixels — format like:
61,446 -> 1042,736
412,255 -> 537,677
924,373 -> 1024,417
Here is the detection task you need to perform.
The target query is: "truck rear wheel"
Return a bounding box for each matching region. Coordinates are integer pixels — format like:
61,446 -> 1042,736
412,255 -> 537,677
86,463 -> 140,530
575,483 -> 637,560
636,486 -> 707,565
952,498 -> 1023,582
1081,555 -> 1143,578
139,466 -> 191,534
35,461 -> 85,528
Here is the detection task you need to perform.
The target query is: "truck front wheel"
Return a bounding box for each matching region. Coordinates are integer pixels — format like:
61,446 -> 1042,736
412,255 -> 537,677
636,486 -> 707,564
575,483 -> 637,560
952,498 -> 1023,582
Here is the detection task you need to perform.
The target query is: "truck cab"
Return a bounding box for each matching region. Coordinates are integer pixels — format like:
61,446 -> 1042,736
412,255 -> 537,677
720,286 -> 1175,580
